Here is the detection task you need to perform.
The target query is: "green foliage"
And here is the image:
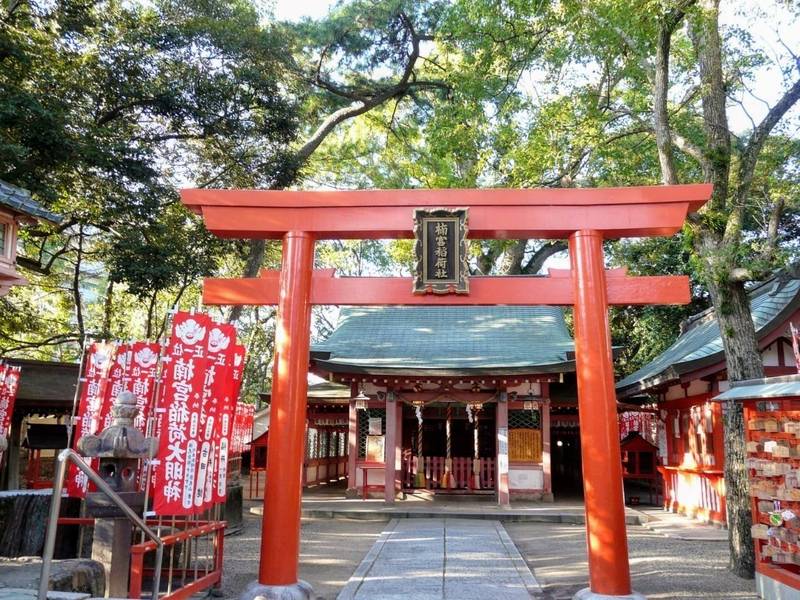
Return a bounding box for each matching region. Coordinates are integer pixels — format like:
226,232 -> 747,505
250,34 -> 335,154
0,0 -> 299,355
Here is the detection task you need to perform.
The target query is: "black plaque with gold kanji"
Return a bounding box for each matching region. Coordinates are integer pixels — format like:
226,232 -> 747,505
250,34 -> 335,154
413,208 -> 469,294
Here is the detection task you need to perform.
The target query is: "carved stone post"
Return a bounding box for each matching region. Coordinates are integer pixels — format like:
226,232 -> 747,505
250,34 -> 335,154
77,391 -> 157,598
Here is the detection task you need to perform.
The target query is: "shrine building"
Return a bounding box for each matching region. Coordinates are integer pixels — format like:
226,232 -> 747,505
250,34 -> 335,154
616,274 -> 800,524
253,304 -> 594,504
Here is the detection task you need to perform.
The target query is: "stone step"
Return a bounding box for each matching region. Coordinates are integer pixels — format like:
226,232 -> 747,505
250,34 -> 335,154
0,589 -> 90,600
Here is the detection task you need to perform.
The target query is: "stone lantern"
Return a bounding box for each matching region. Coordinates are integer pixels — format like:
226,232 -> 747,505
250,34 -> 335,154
77,391 -> 157,597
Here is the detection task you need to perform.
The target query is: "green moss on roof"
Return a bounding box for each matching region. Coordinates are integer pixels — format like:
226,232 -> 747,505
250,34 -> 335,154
311,305 -> 575,374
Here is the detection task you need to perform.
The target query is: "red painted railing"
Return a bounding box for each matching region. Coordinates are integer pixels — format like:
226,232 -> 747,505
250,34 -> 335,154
57,517 -> 225,600
402,455 -> 495,490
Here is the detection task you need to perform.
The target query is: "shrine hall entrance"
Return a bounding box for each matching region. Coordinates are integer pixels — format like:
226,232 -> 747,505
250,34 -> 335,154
400,403 -> 497,494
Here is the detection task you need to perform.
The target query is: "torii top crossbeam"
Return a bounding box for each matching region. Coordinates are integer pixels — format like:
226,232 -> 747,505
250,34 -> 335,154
181,184 -> 711,240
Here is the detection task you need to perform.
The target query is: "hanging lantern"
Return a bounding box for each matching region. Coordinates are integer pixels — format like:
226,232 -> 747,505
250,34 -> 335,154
523,400 -> 539,411
353,388 -> 369,411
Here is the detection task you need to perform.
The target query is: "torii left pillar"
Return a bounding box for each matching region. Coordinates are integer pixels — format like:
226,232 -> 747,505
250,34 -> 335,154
242,231 -> 315,600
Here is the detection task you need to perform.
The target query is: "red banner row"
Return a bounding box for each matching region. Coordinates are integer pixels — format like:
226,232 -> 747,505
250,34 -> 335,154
67,312 -> 255,516
0,363 -> 21,451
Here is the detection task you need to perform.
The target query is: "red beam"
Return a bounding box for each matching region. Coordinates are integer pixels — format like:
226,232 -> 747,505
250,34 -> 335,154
182,184 -> 711,210
181,185 -> 712,240
196,202 -> 693,240
202,270 -> 690,306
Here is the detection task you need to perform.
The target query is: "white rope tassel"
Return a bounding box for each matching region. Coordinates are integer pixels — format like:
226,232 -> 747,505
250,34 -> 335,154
415,405 -> 423,425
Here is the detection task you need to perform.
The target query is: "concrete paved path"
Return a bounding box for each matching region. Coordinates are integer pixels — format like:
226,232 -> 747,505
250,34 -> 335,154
337,518 -> 541,600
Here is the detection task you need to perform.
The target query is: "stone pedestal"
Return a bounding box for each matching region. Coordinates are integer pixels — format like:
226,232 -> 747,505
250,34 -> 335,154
90,519 -> 131,598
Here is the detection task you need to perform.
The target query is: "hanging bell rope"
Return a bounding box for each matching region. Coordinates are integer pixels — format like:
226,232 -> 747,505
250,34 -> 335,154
442,403 -> 454,489
472,405 -> 481,489
414,404 -> 426,488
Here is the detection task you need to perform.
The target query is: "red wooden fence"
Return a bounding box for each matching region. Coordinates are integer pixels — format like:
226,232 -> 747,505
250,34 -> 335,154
401,455 -> 495,490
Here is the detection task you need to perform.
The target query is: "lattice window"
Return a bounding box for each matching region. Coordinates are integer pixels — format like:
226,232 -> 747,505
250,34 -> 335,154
307,428 -> 319,459
509,409 -> 540,429
357,409 -> 385,458
339,431 -> 347,456
328,431 -> 336,457
319,430 -> 329,458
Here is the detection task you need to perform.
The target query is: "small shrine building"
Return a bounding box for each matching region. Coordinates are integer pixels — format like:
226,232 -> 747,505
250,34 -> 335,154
616,275 -> 800,523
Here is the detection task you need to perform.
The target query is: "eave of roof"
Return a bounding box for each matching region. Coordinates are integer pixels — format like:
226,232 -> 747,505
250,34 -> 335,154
0,180 -> 62,224
713,374 -> 800,402
617,276 -> 800,398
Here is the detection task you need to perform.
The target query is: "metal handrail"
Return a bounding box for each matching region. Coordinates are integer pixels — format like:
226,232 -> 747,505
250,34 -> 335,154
38,449 -> 164,600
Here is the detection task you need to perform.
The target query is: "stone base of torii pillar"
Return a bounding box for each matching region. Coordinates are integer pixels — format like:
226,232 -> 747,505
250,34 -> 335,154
573,588 -> 647,600
240,580 -> 313,600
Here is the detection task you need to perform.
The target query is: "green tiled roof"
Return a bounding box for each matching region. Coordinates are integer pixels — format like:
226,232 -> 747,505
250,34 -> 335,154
617,277 -> 800,397
0,180 -> 61,223
311,305 -> 575,375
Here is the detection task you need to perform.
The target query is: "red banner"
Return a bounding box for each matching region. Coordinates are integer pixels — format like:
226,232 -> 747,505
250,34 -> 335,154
127,341 -> 160,432
67,342 -> 116,497
0,364 -> 21,440
152,312 -> 211,516
213,343 -> 245,503
231,402 -> 255,456
100,343 -> 129,430
195,323 -> 237,511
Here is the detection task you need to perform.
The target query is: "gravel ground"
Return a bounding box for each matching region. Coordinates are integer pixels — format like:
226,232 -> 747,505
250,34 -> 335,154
506,522 -> 759,599
221,504 -> 760,600
220,507 -> 387,600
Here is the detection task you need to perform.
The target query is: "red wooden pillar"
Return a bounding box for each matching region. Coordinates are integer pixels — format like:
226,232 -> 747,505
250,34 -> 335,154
384,395 -> 397,504
542,392 -> 552,501
257,231 -> 315,590
496,396 -> 510,507
569,230 -> 637,598
347,397 -> 358,495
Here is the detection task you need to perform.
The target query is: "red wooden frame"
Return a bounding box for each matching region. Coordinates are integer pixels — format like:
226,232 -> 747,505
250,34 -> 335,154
182,183 -> 713,598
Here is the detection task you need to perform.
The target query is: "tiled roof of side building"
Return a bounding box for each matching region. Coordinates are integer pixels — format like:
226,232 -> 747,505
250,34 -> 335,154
616,276 -> 800,398
310,305 -> 576,375
0,180 -> 61,224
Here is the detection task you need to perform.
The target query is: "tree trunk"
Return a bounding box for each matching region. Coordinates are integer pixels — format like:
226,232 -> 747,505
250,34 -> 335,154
72,226 -> 85,345
228,239 -> 266,323
101,280 -> 114,339
707,274 -> 763,579
654,23 -> 678,185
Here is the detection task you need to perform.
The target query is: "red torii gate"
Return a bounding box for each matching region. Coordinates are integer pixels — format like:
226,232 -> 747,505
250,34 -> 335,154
182,184 -> 711,600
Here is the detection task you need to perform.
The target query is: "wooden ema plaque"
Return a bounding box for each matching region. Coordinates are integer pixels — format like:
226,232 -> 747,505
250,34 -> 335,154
745,399 -> 800,586
413,208 -> 469,294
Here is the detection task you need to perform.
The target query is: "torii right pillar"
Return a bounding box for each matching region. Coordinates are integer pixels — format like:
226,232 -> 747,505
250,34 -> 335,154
570,229 -> 643,600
